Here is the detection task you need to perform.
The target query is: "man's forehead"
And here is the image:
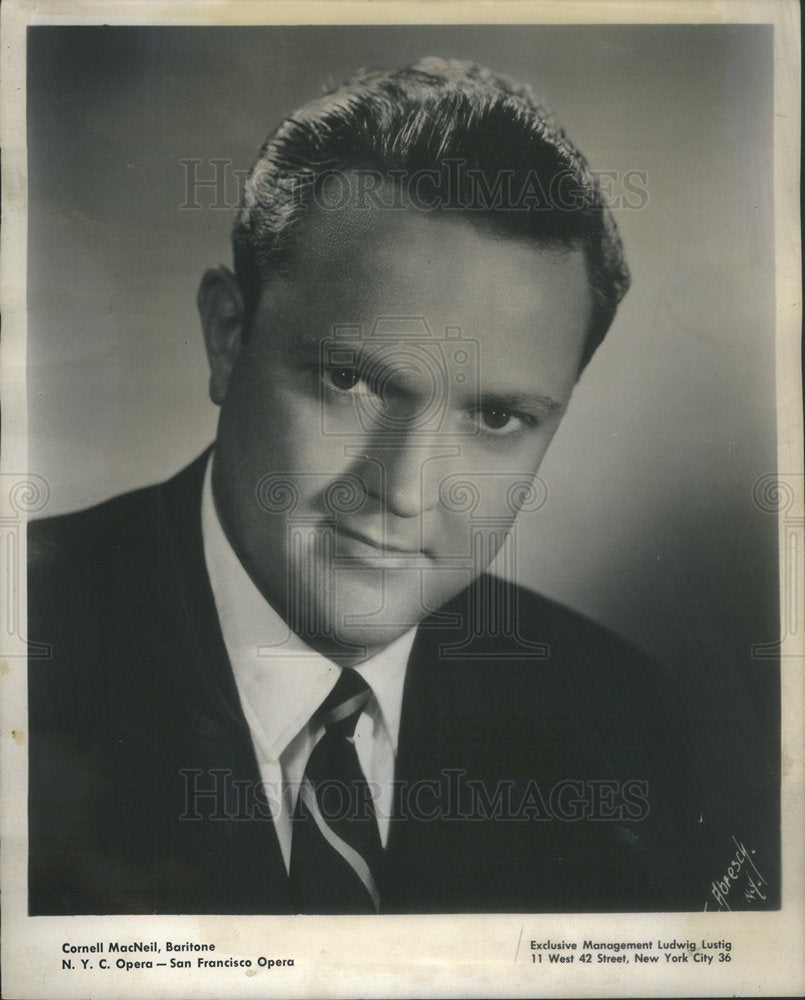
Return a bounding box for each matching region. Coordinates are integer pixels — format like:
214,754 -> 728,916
266,197 -> 594,334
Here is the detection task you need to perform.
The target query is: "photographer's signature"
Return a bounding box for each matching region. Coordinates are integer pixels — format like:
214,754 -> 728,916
704,835 -> 767,910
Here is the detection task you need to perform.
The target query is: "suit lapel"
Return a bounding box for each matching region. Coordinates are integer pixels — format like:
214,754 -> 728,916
153,453 -> 292,912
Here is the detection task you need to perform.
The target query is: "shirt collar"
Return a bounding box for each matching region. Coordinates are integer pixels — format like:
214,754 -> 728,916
200,452 -> 415,761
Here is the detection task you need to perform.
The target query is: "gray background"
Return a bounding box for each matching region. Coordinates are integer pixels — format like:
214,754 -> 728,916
27,24 -> 779,765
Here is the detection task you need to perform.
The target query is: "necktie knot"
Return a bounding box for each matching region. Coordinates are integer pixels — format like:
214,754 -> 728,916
315,669 -> 372,739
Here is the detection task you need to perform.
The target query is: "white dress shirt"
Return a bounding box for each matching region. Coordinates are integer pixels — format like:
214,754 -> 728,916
200,455 -> 416,872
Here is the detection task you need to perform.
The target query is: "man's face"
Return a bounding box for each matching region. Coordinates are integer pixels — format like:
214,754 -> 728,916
205,201 -> 592,662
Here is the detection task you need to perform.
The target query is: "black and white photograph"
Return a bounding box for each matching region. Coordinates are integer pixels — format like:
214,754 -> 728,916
1,1 -> 802,997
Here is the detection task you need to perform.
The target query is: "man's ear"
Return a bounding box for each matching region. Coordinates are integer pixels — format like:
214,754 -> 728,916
197,266 -> 246,406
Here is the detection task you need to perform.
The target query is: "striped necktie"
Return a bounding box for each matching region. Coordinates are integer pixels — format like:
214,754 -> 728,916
289,669 -> 383,913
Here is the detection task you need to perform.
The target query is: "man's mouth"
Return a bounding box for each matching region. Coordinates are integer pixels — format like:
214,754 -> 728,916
334,525 -> 430,562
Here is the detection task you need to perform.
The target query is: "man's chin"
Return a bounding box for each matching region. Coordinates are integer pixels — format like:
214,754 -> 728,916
291,592 -> 430,665
265,563 -> 476,663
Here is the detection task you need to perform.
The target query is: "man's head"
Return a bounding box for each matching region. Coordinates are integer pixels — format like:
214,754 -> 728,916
232,57 -> 628,371
199,58 -> 629,662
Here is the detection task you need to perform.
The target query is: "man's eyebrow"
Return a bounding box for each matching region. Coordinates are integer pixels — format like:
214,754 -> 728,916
479,391 -> 564,417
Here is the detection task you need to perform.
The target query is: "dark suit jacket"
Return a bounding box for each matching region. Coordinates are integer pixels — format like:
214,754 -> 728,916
29,452 -> 730,914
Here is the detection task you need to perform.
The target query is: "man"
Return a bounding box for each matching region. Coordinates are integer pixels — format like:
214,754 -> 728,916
29,58 -> 725,914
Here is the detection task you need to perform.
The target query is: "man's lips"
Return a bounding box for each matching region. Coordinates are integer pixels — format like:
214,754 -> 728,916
335,525 -> 429,559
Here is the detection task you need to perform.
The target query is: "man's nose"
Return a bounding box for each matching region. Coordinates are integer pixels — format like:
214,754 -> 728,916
353,437 -> 460,519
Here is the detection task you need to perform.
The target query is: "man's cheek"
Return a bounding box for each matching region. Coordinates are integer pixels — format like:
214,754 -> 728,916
427,512 -> 478,565
249,400 -> 334,474
427,509 -> 518,590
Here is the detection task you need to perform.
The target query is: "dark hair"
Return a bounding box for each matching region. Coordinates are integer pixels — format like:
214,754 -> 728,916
233,57 -> 630,371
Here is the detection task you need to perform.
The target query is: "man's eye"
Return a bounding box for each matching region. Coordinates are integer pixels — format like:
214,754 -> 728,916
324,367 -> 362,392
471,406 -> 536,436
482,407 -> 513,430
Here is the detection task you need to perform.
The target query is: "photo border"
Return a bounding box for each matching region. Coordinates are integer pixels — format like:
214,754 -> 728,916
1,2 -> 801,997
